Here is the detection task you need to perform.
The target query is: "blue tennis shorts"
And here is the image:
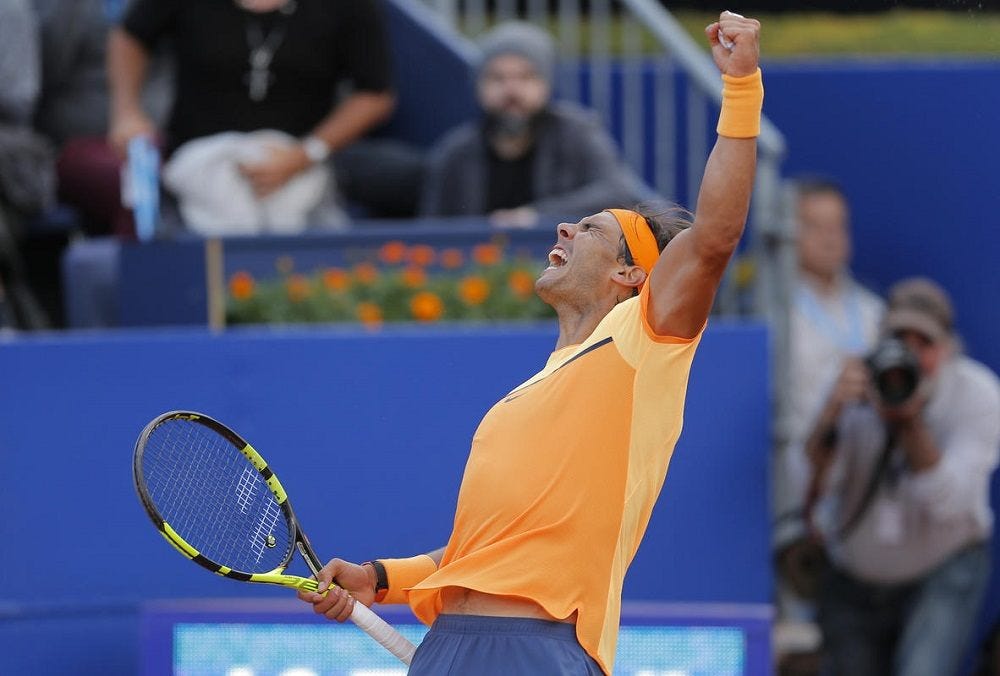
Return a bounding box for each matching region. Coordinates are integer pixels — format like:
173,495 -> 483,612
408,614 -> 604,675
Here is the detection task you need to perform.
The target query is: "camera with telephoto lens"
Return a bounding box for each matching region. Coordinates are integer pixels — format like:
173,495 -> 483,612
865,337 -> 922,407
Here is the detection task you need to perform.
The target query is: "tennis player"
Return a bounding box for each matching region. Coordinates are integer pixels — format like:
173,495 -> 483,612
299,11 -> 763,675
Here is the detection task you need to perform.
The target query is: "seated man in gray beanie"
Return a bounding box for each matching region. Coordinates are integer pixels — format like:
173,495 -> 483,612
419,21 -> 652,228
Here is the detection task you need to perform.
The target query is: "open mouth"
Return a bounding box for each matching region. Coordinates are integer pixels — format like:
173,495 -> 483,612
546,247 -> 568,270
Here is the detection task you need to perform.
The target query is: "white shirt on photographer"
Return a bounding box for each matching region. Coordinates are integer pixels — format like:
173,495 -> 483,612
773,273 -> 885,548
820,353 -> 1000,584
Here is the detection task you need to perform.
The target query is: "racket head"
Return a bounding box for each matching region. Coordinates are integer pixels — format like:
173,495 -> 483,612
133,410 -> 299,581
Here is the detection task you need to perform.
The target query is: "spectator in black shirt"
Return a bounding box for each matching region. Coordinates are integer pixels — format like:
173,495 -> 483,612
108,0 -> 396,226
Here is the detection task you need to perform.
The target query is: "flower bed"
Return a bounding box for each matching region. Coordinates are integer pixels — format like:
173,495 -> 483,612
226,239 -> 556,327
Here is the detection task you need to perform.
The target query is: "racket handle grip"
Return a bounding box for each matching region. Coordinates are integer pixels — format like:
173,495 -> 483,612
350,601 -> 417,665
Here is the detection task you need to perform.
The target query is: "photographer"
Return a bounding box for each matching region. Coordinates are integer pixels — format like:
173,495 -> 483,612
772,178 -> 884,672
805,277 -> 1000,676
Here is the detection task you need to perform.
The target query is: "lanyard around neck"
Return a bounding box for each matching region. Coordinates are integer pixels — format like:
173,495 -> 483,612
243,2 -> 297,101
796,281 -> 867,355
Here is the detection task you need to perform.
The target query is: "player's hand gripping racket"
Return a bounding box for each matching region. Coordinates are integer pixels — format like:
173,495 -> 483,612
132,410 -> 416,665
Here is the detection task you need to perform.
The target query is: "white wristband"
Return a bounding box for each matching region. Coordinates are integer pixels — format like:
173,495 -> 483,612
302,135 -> 330,164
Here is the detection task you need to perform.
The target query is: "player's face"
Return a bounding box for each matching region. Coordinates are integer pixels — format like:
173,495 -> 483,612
536,212 -> 625,305
478,54 -> 551,123
797,191 -> 850,280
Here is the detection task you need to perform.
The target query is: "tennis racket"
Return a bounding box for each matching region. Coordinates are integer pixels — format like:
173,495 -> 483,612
133,410 -> 416,665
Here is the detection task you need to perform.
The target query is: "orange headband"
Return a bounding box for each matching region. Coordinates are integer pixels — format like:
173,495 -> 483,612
607,209 -> 659,284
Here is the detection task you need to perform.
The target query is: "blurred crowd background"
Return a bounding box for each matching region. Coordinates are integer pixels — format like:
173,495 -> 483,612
1,1 -> 999,675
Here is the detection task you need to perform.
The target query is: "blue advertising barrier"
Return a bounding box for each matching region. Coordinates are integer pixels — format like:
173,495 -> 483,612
139,599 -> 771,676
0,320 -> 770,673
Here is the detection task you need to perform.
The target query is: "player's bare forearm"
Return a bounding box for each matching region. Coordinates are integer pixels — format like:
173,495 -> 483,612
645,12 -> 761,338
691,137 -> 755,262
646,137 -> 755,338
686,10 -> 761,271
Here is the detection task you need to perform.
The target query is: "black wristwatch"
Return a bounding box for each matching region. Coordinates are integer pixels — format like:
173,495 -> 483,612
364,559 -> 389,602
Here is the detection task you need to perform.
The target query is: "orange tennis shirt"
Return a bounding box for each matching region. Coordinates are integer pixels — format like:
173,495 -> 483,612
407,283 -> 704,674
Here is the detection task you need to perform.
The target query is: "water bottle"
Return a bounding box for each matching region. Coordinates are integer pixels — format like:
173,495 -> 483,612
122,136 -> 161,243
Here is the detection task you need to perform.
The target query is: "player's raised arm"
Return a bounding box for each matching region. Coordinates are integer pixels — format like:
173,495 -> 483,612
646,11 -> 762,338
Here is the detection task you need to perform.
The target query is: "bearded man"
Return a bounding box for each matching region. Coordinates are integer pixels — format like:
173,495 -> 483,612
419,21 -> 651,229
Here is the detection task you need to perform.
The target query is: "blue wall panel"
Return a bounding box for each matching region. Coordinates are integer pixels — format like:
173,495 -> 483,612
763,60 -> 1000,375
380,0 -> 478,147
762,59 -> 1000,656
0,321 -> 770,673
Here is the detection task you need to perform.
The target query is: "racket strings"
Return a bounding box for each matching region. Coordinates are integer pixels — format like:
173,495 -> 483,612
235,465 -> 258,514
140,418 -> 293,573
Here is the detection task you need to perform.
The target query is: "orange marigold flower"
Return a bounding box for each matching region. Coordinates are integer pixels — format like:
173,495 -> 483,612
407,244 -> 436,267
286,274 -> 311,303
401,266 -> 427,288
440,247 -> 464,269
472,243 -> 502,266
229,271 -> 255,300
459,275 -> 491,306
353,262 -> 379,284
410,291 -> 444,322
507,269 -> 535,298
356,301 -> 383,326
322,267 -> 350,292
378,241 -> 407,265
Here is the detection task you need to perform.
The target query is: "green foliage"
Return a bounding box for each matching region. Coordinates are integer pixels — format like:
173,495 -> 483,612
471,10 -> 999,57
674,10 -> 1000,56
